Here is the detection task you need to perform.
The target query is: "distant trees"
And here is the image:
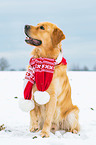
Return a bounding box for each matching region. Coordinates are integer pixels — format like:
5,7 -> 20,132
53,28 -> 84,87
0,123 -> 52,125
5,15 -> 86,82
0,57 -> 96,71
83,66 -> 89,71
19,68 -> 26,71
0,57 -> 26,71
70,65 -> 80,71
0,57 -> 9,71
93,65 -> 96,71
70,64 -> 96,71
70,64 -> 89,71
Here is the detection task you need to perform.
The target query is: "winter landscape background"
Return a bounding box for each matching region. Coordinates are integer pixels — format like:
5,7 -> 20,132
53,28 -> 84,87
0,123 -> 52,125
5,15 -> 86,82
0,0 -> 96,144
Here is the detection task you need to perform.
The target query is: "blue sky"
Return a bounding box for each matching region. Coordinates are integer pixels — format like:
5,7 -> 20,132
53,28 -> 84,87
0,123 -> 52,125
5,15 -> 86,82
0,0 -> 96,70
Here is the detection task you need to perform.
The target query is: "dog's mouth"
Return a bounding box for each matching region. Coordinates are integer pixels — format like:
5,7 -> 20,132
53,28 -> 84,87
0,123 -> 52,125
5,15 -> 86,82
25,35 -> 42,46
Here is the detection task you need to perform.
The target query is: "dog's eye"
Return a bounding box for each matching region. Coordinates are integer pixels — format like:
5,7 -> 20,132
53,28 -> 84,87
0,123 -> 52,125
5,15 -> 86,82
40,26 -> 45,30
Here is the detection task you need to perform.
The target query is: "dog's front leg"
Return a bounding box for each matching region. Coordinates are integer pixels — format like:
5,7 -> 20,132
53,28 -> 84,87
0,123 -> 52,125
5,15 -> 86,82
40,95 -> 57,137
30,106 -> 40,132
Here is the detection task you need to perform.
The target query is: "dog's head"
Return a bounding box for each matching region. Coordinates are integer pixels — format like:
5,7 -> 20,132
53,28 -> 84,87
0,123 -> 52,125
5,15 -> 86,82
24,22 -> 65,48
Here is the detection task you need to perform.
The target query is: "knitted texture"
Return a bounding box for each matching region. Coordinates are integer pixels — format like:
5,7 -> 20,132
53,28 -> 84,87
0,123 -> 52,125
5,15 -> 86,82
24,57 -> 55,99
24,57 -> 67,100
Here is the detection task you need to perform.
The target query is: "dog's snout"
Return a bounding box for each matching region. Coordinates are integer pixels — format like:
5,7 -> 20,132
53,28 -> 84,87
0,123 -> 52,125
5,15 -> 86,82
25,25 -> 30,31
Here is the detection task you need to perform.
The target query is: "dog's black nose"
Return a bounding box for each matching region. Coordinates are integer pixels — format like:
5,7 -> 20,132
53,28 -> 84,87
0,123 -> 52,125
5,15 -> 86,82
25,25 -> 30,31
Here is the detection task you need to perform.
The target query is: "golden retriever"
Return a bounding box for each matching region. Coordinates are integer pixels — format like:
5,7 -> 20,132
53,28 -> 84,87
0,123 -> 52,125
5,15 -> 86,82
24,22 -> 80,137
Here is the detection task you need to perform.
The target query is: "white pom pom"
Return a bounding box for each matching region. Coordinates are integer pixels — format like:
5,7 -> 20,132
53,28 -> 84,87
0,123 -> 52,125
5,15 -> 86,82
34,91 -> 50,105
18,98 -> 35,112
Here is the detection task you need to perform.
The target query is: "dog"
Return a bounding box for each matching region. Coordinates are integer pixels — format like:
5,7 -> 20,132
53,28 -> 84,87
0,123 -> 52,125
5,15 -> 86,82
24,22 -> 80,137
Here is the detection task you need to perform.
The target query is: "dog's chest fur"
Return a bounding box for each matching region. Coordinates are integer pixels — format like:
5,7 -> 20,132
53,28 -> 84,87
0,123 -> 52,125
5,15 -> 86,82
33,65 -> 68,124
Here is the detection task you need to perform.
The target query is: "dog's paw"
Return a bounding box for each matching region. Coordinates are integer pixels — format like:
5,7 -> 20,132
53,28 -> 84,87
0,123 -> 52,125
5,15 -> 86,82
70,129 -> 78,134
30,127 -> 39,132
40,130 -> 50,138
51,123 -> 57,133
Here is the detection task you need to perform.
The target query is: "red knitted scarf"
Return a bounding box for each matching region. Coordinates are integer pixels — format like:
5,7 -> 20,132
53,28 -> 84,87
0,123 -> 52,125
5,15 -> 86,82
24,57 -> 67,100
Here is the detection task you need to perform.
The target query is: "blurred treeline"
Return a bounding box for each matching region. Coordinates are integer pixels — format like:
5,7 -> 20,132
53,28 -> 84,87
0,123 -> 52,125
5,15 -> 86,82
0,57 -> 96,71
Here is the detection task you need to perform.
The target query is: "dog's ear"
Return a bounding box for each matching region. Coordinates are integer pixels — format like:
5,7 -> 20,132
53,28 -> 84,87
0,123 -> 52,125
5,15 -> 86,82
52,27 -> 65,47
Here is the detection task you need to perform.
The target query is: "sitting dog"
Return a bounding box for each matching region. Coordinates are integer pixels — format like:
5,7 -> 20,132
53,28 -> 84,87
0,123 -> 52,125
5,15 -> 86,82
24,22 -> 80,137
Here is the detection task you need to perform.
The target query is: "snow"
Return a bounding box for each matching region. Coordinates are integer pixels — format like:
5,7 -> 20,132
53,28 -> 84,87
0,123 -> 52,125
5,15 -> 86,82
0,71 -> 96,145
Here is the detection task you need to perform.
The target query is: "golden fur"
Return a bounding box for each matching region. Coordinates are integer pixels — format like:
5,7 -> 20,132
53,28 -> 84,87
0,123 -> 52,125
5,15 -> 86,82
24,22 -> 80,137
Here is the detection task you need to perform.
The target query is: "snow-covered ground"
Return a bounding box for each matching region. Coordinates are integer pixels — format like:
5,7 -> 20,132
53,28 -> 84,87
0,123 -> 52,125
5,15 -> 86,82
0,71 -> 96,145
